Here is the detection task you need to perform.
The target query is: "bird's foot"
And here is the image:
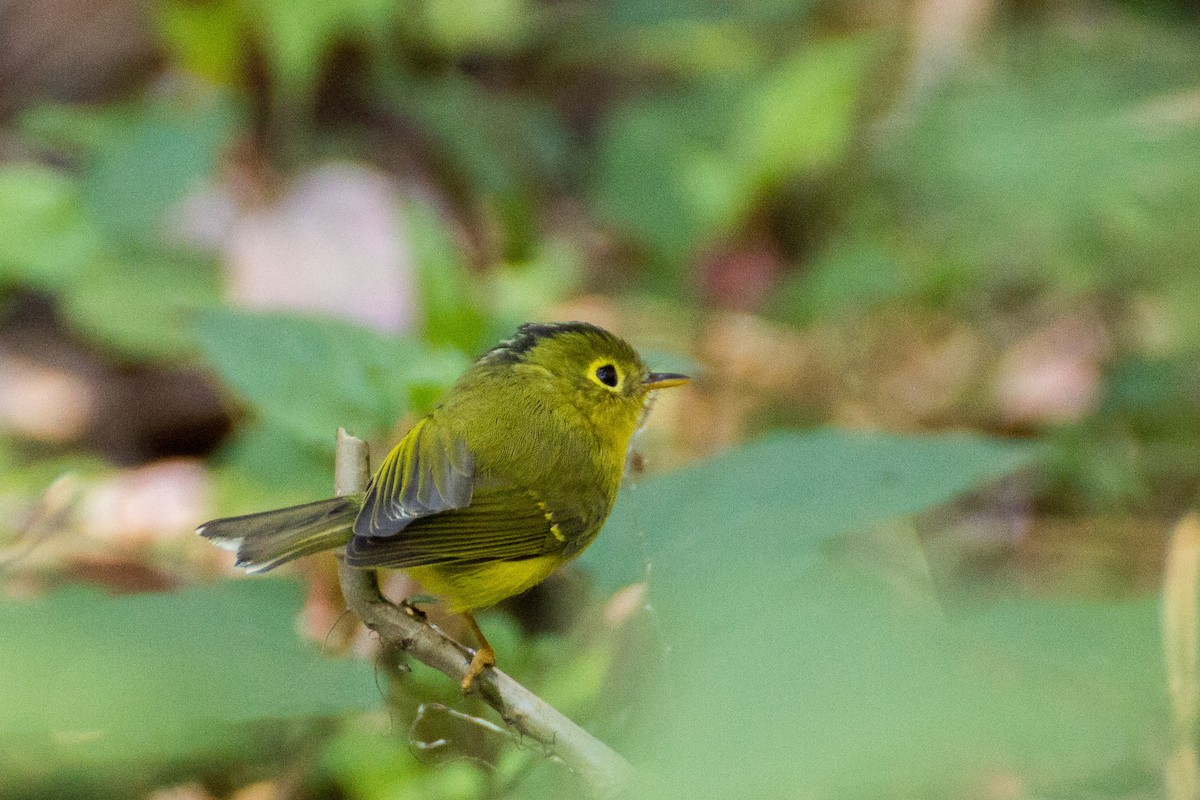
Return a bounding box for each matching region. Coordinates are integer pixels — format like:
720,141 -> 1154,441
460,645 -> 496,693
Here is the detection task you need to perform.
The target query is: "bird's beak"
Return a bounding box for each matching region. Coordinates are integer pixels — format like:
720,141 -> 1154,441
644,372 -> 691,390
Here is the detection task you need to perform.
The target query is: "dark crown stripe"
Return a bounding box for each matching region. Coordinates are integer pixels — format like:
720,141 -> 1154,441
481,321 -> 609,364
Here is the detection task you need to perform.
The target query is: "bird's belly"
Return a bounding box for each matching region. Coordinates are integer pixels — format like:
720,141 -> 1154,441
407,556 -> 564,612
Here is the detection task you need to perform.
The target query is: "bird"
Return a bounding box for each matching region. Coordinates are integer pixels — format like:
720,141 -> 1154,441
198,321 -> 689,690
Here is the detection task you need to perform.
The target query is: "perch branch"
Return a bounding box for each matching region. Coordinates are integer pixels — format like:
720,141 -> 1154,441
333,428 -> 633,798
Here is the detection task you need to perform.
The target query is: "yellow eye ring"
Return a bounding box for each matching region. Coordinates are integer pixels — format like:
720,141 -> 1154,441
587,358 -> 623,391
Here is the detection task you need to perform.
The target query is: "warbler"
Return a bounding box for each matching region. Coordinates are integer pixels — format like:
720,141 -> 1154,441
198,321 -> 689,690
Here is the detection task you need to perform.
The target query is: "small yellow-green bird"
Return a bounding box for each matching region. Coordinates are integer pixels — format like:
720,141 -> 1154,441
199,321 -> 688,689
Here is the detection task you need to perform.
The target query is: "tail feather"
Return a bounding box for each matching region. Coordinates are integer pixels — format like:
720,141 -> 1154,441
198,496 -> 360,573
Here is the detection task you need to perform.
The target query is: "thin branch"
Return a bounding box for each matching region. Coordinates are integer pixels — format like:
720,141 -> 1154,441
333,428 -> 634,798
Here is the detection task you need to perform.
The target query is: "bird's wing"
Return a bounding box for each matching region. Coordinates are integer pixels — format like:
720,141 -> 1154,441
355,417 -> 476,539
346,482 -> 587,568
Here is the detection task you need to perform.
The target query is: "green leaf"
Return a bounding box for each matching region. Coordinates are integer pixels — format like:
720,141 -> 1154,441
380,73 -> 572,200
81,96 -> 237,241
197,308 -> 469,446
405,200 -> 489,353
211,421 -> 338,514
156,0 -> 244,85
0,581 -> 377,778
877,19 -> 1200,300
417,0 -> 536,56
769,235 -> 914,323
590,84 -> 749,271
738,35 -> 876,187
584,428 -> 1042,589
245,0 -> 395,99
633,559 -> 1164,798
61,253 -> 221,359
0,164 -> 102,289
579,430 -> 1168,796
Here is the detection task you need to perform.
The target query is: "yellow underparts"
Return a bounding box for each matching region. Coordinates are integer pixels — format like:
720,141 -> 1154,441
407,555 -> 565,612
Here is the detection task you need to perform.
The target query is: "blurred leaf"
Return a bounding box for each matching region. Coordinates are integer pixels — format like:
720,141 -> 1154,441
591,83 -> 747,273
592,36 -> 873,281
245,0 -> 395,99
381,73 -> 572,199
0,164 -> 102,289
584,428 -> 1042,589
485,239 -> 584,336
16,104 -> 127,154
418,0 -> 536,56
739,35 -> 876,187
0,581 -> 377,776
197,308 -> 469,446
582,429 -> 1168,796
633,558 -> 1164,798
404,200 -> 488,353
81,96 -> 237,241
212,422 -> 338,513
606,0 -> 808,30
157,0 -> 244,85
770,235 -> 914,323
878,18 -> 1200,301
61,253 -> 220,359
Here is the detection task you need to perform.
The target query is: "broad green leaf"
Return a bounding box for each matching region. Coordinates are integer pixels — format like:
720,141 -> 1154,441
0,164 -> 102,289
769,235 -> 915,323
61,253 -> 221,359
584,428 -> 1042,589
379,73 -> 572,200
590,33 -> 874,280
156,0 -> 244,85
419,0 -> 535,56
0,581 -> 377,779
81,97 -> 237,240
606,0 -> 809,31
577,430 -> 1167,796
877,19 -> 1200,301
739,35 -> 876,187
212,421 -> 342,513
632,559 -> 1165,798
197,308 -> 469,446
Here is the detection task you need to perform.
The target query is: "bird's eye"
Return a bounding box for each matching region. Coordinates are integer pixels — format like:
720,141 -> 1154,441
595,364 -> 618,387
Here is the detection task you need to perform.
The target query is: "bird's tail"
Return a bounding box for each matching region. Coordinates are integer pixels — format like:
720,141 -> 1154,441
198,496 -> 360,573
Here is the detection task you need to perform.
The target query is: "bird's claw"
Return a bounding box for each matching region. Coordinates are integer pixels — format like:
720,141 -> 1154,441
460,646 -> 496,693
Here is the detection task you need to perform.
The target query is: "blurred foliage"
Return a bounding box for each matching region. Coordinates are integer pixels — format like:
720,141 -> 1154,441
585,432 -> 1163,798
0,581 -> 377,795
2,0 -> 1199,798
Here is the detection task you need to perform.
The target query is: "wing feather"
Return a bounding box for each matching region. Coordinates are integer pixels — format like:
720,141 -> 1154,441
346,486 -> 582,568
355,418 -> 474,539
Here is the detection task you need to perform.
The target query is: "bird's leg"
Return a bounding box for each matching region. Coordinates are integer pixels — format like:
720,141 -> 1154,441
460,612 -> 496,692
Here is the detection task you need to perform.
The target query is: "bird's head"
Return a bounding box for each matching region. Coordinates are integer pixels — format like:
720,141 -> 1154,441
480,321 -> 689,440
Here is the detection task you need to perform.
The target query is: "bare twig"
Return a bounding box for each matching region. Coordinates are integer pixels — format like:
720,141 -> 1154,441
333,428 -> 634,798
